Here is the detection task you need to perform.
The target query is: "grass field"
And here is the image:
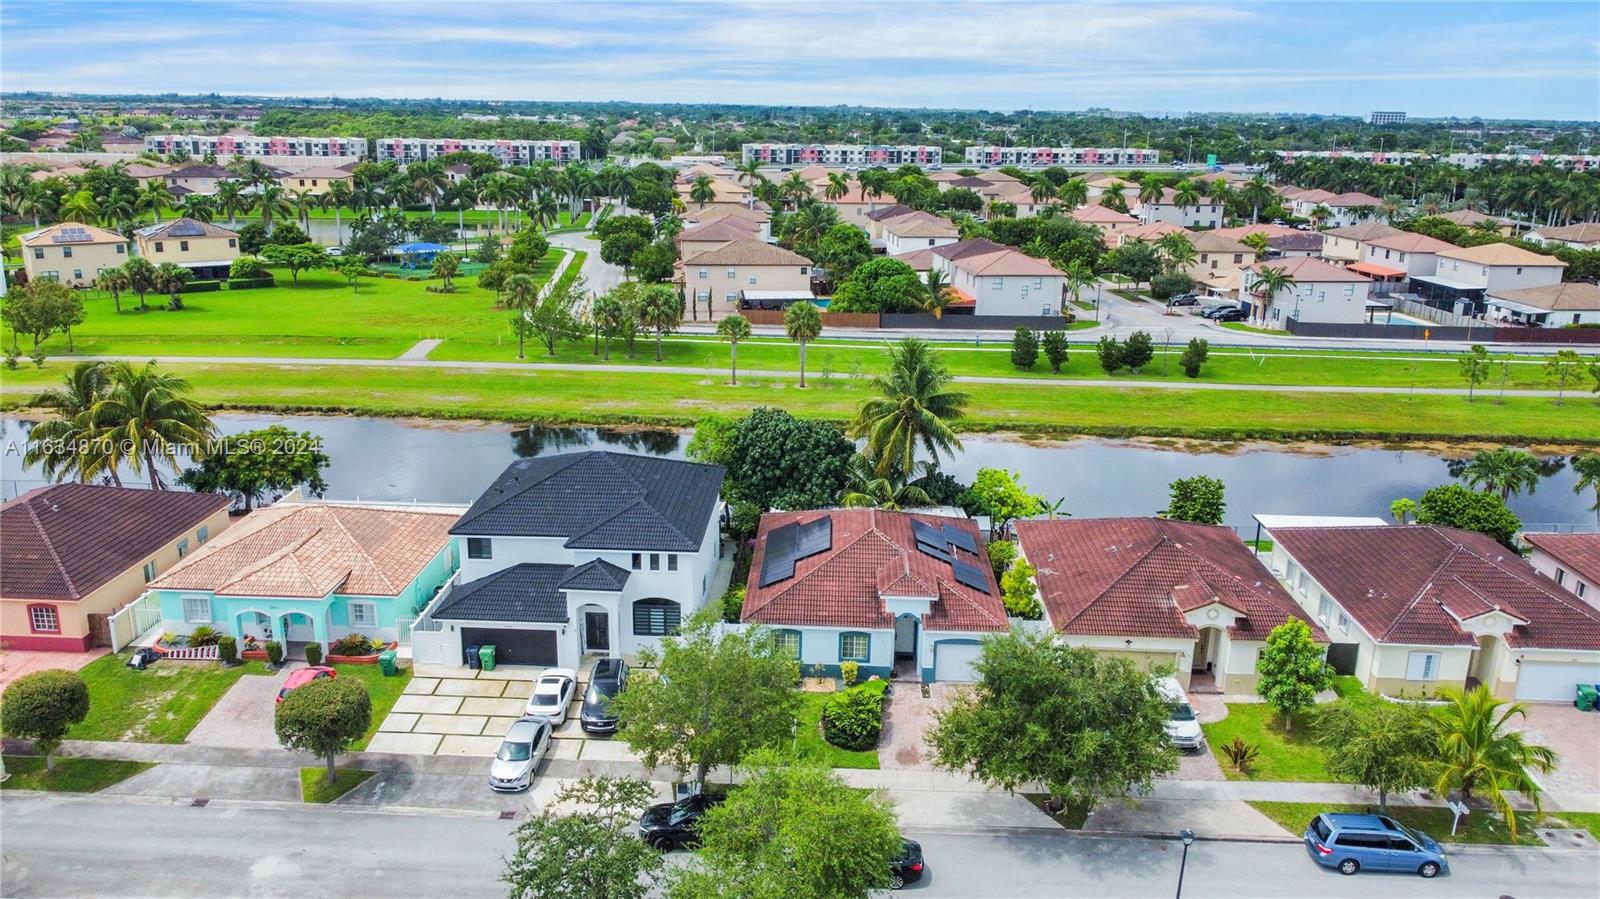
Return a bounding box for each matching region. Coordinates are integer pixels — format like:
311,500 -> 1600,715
300,767 -> 374,803
0,756 -> 155,793
57,654 -> 272,744
1202,705 -> 1334,782
1248,800 -> 1546,846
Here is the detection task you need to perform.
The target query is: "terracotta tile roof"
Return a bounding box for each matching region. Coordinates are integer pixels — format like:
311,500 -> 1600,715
890,248 -> 935,270
1248,256 -> 1371,283
1,484 -> 229,602
150,502 -> 458,598
881,211 -> 960,238
1534,222 -> 1600,245
1151,188 -> 1222,207
1268,525 -> 1600,650
20,222 -> 128,247
930,237 -> 1010,261
1213,223 -> 1300,241
865,203 -> 918,222
1066,205 -> 1139,225
677,219 -> 756,244
1436,209 -> 1503,227
1016,518 -> 1318,641
682,239 -> 813,267
1189,231 -> 1253,254
1362,232 -> 1458,254
1487,282 -> 1600,312
687,204 -> 770,226
1328,191 -> 1383,207
1438,243 -> 1565,267
285,166 -> 354,180
742,509 -> 1007,632
952,247 -> 1065,278
1119,222 -> 1183,243
1325,222 -> 1402,242
1523,533 -> 1600,588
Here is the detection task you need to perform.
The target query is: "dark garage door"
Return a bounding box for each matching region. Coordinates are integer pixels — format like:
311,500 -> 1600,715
461,627 -> 558,666
1326,643 -> 1359,676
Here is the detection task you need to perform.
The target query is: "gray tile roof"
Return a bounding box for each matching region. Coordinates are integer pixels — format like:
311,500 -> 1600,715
431,563 -> 572,623
450,451 -> 724,552
559,558 -> 632,592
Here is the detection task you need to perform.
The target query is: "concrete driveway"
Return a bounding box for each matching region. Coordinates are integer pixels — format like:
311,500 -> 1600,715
0,648 -> 109,687
185,664 -> 298,749
367,663 -> 591,757
1516,703 -> 1600,803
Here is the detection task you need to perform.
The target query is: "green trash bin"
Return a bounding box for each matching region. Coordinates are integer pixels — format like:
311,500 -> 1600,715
1576,684 -> 1597,712
378,649 -> 398,677
478,644 -> 496,672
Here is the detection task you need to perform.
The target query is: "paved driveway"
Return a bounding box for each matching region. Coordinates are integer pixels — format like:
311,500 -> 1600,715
880,681 -> 957,770
185,665 -> 297,749
1516,703 -> 1600,802
367,664 -> 592,757
0,648 -> 109,687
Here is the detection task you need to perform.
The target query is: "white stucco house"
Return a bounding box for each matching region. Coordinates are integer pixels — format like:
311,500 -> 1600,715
879,211 -> 961,257
1484,282 -> 1600,328
1138,188 -> 1224,229
1241,256 -> 1373,327
1523,533 -> 1599,608
931,238 -> 1066,316
419,452 -> 726,669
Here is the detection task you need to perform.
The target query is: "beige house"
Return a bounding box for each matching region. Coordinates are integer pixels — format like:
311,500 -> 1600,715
164,164 -> 233,195
1,485 -> 231,652
931,238 -> 1066,316
677,219 -> 759,259
20,222 -> 131,287
280,165 -> 354,195
1262,520 -> 1600,701
1485,282 -> 1600,328
1139,188 -> 1224,229
1117,221 -> 1183,246
680,239 -> 814,318
1527,222 -> 1600,250
1320,221 -> 1402,263
1424,243 -> 1566,297
134,218 -> 241,280
1185,231 -> 1256,279
1065,205 -> 1140,242
684,204 -> 772,241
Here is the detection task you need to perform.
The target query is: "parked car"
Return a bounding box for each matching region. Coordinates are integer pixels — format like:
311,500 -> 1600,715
1167,293 -> 1200,307
326,246 -> 345,257
1270,219 -> 1287,226
525,668 -> 577,723
890,839 -> 926,890
1212,307 -> 1248,322
1304,812 -> 1447,877
276,666 -> 335,704
1155,676 -> 1205,752
638,791 -> 725,850
488,717 -> 552,792
581,658 -> 629,734
1199,303 -> 1232,318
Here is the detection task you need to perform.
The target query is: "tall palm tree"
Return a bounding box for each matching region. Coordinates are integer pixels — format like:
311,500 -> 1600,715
409,160 -> 449,216
1057,177 -> 1088,209
1062,259 -> 1094,310
782,203 -> 837,257
323,179 -> 354,245
89,361 -> 214,490
850,338 -> 969,478
214,179 -> 251,227
481,172 -> 520,232
1136,176 -> 1165,213
177,194 -> 215,223
779,172 -> 810,209
734,159 -> 763,188
1248,265 -> 1297,325
290,189 -> 318,232
137,179 -> 174,224
98,266 -> 131,314
1571,452 -> 1600,513
688,173 -> 717,209
922,268 -> 954,314
255,184 -> 291,232
59,189 -> 99,224
1240,175 -> 1274,224
1459,447 -> 1542,500
1308,204 -> 1334,228
716,313 -> 751,385
856,167 -> 889,212
637,285 -> 683,361
1029,176 -> 1055,205
1156,232 -> 1197,274
784,300 -> 823,387
504,273 -> 539,359
564,162 -> 596,221
23,362 -> 120,486
824,172 -> 850,202
18,183 -> 58,228
837,453 -> 931,511
527,191 -> 560,232
1432,686 -> 1557,843
100,188 -> 137,230
1171,180 -> 1202,219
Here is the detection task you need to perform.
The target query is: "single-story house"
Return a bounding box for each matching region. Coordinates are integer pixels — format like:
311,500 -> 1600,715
741,509 -> 1007,682
1484,282 -> 1600,328
1525,222 -> 1600,250
1261,520 -> 1600,701
1015,518 -> 1323,694
2,484 -> 231,651
150,501 -> 462,649
1523,533 -> 1599,608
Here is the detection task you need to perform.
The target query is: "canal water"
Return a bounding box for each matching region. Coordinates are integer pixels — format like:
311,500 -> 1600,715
1,415 -> 1593,533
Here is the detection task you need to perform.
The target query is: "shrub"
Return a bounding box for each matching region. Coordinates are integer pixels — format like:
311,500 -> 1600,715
187,625 -> 222,647
1180,337 -> 1209,378
1000,556 -> 1043,619
166,296 -> 184,311
1041,330 -> 1069,373
720,586 -> 745,624
4,347 -> 18,370
305,641 -> 324,666
840,660 -> 859,687
1221,736 -> 1259,772
217,636 -> 238,665
821,686 -> 885,751
1095,335 -> 1122,373
330,633 -> 377,656
265,640 -> 285,665
1121,330 -> 1154,372
1150,272 -> 1194,300
229,256 -> 269,279
987,539 -> 1018,582
1010,326 -> 1038,370
227,276 -> 276,290
181,279 -> 222,293
0,670 -> 90,767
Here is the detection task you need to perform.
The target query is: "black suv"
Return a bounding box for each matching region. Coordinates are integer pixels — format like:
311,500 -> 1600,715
638,792 -> 724,850
890,839 -> 926,890
581,658 -> 628,734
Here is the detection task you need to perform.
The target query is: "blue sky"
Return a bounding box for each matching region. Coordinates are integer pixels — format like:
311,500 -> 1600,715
3,1 -> 1596,119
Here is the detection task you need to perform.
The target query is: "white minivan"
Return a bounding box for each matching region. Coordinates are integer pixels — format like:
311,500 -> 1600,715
1155,676 -> 1205,752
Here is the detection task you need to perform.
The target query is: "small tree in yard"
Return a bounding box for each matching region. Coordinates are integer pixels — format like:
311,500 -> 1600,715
1,670 -> 90,770
926,631 -> 1177,816
1010,326 -> 1038,370
716,313 -> 751,385
1545,349 -> 1586,405
1095,335 -> 1122,373
1432,686 -> 1557,842
1121,329 -> 1154,372
329,256 -> 367,293
504,776 -> 663,899
1255,619 -> 1333,731
274,675 -> 370,779
1163,475 -> 1226,525
1315,698 -> 1435,814
1041,329 -> 1069,373
261,242 -> 329,286
1458,344 -> 1491,400
1180,337 -> 1209,378
430,250 -> 462,290
666,749 -> 902,899
529,275 -> 585,355
610,610 -> 799,787
637,284 -> 683,362
1000,555 -> 1042,619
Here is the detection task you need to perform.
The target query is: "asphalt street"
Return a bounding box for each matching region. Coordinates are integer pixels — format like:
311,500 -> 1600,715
3,794 -> 1597,898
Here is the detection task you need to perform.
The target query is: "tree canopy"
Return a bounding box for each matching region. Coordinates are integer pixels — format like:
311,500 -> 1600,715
725,407 -> 855,511
1414,483 -> 1522,546
274,676 -> 371,778
177,425 -> 331,511
1255,619 -> 1333,729
503,776 -> 664,899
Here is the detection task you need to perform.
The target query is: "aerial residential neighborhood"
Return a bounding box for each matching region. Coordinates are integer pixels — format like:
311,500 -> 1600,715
1,2 -> 1599,898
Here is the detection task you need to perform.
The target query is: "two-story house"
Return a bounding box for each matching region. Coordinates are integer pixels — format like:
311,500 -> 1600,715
133,218 -> 242,280
1523,533 -> 1599,608
680,239 -> 814,317
279,166 -> 355,196
424,452 -> 726,668
1138,188 -> 1223,229
1242,256 -> 1372,327
1320,222 -> 1402,263
19,222 -> 130,287
931,238 -> 1066,316
1412,243 -> 1566,314
880,211 -> 960,256
164,164 -> 234,196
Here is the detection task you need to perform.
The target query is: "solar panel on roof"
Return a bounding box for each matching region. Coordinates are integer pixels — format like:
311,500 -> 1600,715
52,227 -> 92,243
758,522 -> 800,587
944,524 -> 978,555
911,519 -> 944,546
951,558 -> 990,592
915,539 -> 950,563
167,220 -> 207,237
794,516 -> 832,560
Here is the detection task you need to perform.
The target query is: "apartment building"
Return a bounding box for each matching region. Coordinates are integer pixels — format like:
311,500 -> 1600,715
741,144 -> 942,167
145,134 -> 366,160
964,146 -> 1161,167
374,138 -> 580,166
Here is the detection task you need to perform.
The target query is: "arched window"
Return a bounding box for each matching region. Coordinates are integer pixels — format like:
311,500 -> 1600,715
633,598 -> 681,637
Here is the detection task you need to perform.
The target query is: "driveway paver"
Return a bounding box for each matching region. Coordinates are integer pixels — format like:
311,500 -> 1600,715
0,648 -> 109,686
185,665 -> 294,749
436,735 -> 502,757
459,697 -> 526,717
378,712 -> 420,733
435,679 -> 507,697
414,714 -> 488,735
392,695 -> 464,714
1516,703 -> 1600,802
403,677 -> 441,695
364,732 -> 443,755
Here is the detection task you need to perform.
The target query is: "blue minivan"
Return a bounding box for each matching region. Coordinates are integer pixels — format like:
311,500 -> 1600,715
1304,812 -> 1448,877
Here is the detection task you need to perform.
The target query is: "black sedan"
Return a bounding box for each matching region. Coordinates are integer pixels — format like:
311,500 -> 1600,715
638,793 -> 724,851
1212,307 -> 1248,322
890,839 -> 926,890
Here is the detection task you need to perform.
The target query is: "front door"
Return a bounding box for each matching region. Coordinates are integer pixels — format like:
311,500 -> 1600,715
584,610 -> 609,653
894,616 -> 916,658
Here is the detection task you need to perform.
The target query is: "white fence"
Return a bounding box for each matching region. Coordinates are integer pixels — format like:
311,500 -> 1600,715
109,593 -> 163,652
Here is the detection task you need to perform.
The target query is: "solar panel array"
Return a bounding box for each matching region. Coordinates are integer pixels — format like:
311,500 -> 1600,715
910,517 -> 992,591
944,524 -> 978,555
911,519 -> 951,561
758,516 -> 833,588
951,558 -> 990,592
166,220 -> 208,237
51,227 -> 92,243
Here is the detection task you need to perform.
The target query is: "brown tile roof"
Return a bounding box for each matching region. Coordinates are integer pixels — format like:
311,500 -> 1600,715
20,222 -> 128,247
1066,205 -> 1139,225
951,247 -> 1065,278
742,509 -> 1007,632
687,204 -> 770,226
865,203 -> 918,222
1119,222 -> 1183,243
682,239 -> 812,267
931,237 -> 1010,261
1436,209 -> 1503,227
889,248 -> 935,271
1523,533 -> 1600,588
948,176 -> 994,189
150,503 -> 457,598
1535,222 -> 1600,245
1269,525 -> 1600,650
1,484 -> 229,602
1438,243 -> 1566,267
1152,188 -> 1222,207
285,166 -> 354,180
881,211 -> 960,238
1189,231 -> 1253,254
1362,232 -> 1459,254
1248,256 -> 1370,283
1213,223 -> 1301,241
1488,282 -> 1600,312
677,219 -> 757,244
1328,191 -> 1383,207
1016,518 -> 1318,641
1326,222 -> 1402,242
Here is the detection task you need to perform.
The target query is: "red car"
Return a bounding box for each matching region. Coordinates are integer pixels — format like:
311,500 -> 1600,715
276,666 -> 336,704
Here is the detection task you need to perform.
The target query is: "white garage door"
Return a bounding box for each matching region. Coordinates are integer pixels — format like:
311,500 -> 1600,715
1515,660 -> 1600,702
933,642 -> 982,682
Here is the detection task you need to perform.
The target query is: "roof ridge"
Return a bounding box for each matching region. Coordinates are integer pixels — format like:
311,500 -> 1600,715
1379,538 -> 1466,641
1055,535 -> 1168,630
319,506 -> 399,595
21,495 -> 80,599
217,525 -> 326,592
749,525 -> 892,617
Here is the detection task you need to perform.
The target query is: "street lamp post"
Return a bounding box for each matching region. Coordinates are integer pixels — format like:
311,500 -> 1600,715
1174,829 -> 1196,899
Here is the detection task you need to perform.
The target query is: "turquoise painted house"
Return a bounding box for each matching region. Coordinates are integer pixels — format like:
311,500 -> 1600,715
150,501 -> 463,649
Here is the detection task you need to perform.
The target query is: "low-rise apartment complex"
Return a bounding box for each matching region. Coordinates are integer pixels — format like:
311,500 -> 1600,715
742,143 -> 941,166
375,138 -> 580,165
964,146 -> 1161,167
145,134 -> 366,160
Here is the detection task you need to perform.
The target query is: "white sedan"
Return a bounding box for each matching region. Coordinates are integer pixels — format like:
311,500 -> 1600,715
524,668 -> 577,723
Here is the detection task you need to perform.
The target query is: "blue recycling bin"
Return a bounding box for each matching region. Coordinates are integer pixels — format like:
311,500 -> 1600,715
465,643 -> 482,670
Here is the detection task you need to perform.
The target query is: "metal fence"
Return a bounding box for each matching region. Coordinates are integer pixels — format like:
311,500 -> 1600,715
1393,297 -> 1474,328
1285,317 -> 1600,344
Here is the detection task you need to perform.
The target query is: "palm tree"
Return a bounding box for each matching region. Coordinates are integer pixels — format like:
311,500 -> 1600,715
637,285 -> 683,361
779,172 -> 811,209
1432,686 -> 1557,843
782,203 -> 837,257
687,173 -> 717,209
504,273 -> 539,358
137,180 -> 174,224
1156,232 -> 1197,274
214,179 -> 252,227
177,194 -> 215,223
89,361 -> 214,490
1460,448 -> 1542,500
100,188 -> 137,230
716,313 -> 751,385
528,191 -> 560,232
824,172 -> 850,202
23,361 -> 119,486
922,268 -> 954,314
838,453 -> 931,511
1057,177 -> 1088,209
1248,265 -> 1297,325
18,183 -> 58,228
1172,180 -> 1202,220
850,338 -> 969,478
734,159 -> 763,188
856,167 -> 889,212
410,161 -> 449,216
1136,176 -> 1165,214
784,300 -> 823,387
481,173 -> 519,233
1240,175 -> 1274,224
289,189 -> 318,232
1308,204 -> 1334,229
1571,452 -> 1600,512
323,179 -> 354,245
1029,176 -> 1055,205
59,189 -> 99,224
98,266 -> 131,314
1062,259 -> 1094,311
1241,231 -> 1270,259
255,184 -> 291,232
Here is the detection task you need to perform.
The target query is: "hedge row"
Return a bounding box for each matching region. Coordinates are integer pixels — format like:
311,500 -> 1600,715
182,280 -> 222,293
227,277 -> 276,290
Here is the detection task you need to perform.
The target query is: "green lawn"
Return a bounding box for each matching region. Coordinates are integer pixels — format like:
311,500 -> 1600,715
335,663 -> 413,750
1221,322 -> 1283,336
0,756 -> 154,792
60,653 -> 272,744
792,680 -> 887,770
1550,810 -> 1600,841
300,767 -> 374,803
1202,704 -> 1334,782
1248,801 -> 1547,846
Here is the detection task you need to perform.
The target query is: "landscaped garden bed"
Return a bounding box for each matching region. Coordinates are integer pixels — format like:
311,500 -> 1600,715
793,676 -> 889,770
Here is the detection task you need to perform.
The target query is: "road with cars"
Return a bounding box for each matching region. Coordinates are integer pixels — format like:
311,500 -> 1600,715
4,793 -> 1597,898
